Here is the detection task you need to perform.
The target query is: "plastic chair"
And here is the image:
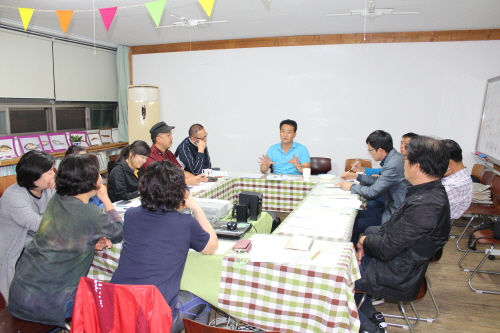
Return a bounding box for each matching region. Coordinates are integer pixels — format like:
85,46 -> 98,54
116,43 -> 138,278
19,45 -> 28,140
71,276 -> 172,333
183,318 -> 280,333
344,159 -> 372,172
0,175 -> 17,198
310,157 -> 331,175
458,229 -> 500,295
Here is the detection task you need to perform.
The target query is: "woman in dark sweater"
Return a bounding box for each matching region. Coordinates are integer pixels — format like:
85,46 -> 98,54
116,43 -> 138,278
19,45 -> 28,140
107,140 -> 150,202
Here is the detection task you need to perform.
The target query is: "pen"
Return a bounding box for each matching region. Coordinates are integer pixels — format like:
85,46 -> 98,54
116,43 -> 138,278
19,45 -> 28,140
310,251 -> 321,260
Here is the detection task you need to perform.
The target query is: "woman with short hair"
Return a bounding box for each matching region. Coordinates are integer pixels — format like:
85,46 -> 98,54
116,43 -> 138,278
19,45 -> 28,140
110,160 -> 218,333
8,154 -> 124,327
0,150 -> 55,301
107,140 -> 151,202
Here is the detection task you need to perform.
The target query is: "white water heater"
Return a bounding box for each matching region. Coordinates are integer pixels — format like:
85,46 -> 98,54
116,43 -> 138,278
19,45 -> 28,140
127,85 -> 160,143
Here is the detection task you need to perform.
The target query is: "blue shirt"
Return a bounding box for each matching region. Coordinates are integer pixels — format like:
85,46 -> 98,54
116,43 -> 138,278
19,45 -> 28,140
266,142 -> 310,175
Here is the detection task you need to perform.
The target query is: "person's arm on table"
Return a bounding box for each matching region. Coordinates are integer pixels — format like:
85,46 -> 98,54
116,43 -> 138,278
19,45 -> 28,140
178,140 -> 206,175
350,162 -> 403,199
185,170 -> 207,185
185,192 -> 218,254
94,184 -> 123,250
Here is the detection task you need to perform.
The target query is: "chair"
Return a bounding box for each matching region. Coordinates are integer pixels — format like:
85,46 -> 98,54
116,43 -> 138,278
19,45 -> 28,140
71,277 -> 172,333
310,157 -> 332,175
107,154 -> 120,174
0,292 -> 60,333
458,229 -> 500,295
183,318 -> 281,333
456,173 -> 500,252
344,159 -> 372,172
0,175 -> 17,197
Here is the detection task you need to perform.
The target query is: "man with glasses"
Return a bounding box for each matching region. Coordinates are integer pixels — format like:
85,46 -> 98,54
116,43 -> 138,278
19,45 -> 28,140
339,130 -> 410,245
175,124 -> 212,175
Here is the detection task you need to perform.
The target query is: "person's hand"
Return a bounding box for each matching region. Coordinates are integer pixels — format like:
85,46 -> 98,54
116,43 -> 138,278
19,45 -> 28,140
258,154 -> 275,167
184,192 -> 201,211
351,162 -> 365,173
96,183 -> 110,201
341,172 -> 357,180
196,174 -> 207,183
195,139 -> 207,152
48,177 -> 56,190
95,237 -> 112,251
337,182 -> 354,191
287,154 -> 301,169
356,236 -> 366,265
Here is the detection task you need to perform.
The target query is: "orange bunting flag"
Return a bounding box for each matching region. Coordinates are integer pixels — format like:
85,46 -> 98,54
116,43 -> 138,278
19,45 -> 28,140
146,0 -> 167,27
18,8 -> 34,31
198,0 -> 215,17
99,7 -> 118,31
56,10 -> 74,33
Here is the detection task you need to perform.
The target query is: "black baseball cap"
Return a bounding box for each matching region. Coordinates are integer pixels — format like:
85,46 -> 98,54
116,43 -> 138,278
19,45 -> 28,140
150,121 -> 175,141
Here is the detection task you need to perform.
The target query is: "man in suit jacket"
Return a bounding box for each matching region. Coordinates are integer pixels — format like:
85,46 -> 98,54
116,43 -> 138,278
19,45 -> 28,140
339,130 -> 410,244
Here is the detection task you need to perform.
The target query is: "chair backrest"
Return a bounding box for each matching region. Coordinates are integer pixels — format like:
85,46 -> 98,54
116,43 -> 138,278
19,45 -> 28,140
72,277 -> 172,333
471,164 -> 484,180
480,170 -> 495,186
0,175 -> 17,198
183,319 -> 280,333
345,159 -> 372,171
490,175 -> 500,206
310,157 -> 332,175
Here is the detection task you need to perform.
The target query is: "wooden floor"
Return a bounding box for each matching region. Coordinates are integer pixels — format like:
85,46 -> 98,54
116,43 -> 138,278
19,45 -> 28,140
376,222 -> 500,333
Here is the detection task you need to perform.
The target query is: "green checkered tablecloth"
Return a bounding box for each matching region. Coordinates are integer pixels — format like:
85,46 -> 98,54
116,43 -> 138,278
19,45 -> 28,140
219,242 -> 360,333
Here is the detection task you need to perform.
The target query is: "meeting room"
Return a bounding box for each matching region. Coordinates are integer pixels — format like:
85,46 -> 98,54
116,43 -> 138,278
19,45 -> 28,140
1,1 -> 500,332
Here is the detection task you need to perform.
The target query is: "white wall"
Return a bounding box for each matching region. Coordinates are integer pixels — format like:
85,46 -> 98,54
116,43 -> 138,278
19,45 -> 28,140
132,41 -> 500,174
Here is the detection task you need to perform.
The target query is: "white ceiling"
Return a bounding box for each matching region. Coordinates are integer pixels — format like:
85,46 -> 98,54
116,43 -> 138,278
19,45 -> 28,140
1,0 -> 500,48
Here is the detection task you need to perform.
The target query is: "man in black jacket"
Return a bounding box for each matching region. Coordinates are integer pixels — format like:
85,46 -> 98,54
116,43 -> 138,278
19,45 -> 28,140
356,136 -> 451,333
175,124 -> 211,175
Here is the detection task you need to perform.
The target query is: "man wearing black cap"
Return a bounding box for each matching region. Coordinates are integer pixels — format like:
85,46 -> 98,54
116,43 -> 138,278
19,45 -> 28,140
144,121 -> 206,185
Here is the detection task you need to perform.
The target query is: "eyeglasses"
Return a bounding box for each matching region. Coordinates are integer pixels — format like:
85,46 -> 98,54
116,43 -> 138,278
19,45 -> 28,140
367,148 -> 376,153
193,134 -> 208,141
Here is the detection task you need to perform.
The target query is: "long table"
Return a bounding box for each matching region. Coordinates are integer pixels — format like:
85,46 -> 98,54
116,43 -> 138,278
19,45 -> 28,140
89,173 -> 361,332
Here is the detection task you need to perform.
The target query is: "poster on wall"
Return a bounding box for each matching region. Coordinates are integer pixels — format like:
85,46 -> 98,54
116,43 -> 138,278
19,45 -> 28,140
18,135 -> 44,154
48,132 -> 70,152
39,134 -> 53,153
70,131 -> 89,147
0,136 -> 19,158
88,132 -> 103,146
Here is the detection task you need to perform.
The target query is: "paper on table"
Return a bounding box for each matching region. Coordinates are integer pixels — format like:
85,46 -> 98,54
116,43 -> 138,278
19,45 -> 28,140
215,239 -> 237,255
189,182 -> 214,193
284,234 -> 314,251
211,170 -> 228,177
319,196 -> 362,209
249,234 -> 347,268
241,173 -> 264,179
266,175 -> 297,181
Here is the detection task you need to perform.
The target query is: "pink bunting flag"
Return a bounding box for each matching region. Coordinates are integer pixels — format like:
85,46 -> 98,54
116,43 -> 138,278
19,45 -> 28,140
99,7 -> 118,31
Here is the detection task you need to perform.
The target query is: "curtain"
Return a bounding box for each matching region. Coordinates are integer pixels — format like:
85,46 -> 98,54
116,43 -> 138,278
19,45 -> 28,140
116,45 -> 130,142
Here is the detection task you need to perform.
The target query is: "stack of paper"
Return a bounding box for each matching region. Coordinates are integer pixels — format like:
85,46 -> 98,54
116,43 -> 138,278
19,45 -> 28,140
319,196 -> 362,209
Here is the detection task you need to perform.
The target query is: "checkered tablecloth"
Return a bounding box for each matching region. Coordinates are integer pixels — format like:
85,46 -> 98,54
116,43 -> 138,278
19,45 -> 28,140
219,242 -> 360,333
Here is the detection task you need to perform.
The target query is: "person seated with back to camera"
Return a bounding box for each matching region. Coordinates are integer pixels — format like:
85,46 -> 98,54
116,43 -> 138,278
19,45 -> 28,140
144,121 -> 207,185
175,123 -> 211,175
110,160 -> 218,333
107,140 -> 151,203
0,150 -> 55,302
8,153 -> 124,327
355,136 -> 451,333
65,145 -> 103,208
258,119 -> 310,175
441,139 -> 473,221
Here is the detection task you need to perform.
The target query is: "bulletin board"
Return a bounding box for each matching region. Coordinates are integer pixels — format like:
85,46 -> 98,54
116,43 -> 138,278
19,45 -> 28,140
476,76 -> 500,165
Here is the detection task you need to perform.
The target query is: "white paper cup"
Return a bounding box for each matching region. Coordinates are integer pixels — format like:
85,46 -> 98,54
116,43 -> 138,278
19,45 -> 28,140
303,167 -> 311,180
203,169 -> 212,177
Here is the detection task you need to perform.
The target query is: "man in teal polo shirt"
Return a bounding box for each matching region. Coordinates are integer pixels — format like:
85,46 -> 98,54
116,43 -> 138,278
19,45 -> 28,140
259,119 -> 310,175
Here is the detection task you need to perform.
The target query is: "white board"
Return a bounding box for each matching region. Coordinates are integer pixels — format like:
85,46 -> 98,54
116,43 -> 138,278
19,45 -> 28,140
476,76 -> 500,165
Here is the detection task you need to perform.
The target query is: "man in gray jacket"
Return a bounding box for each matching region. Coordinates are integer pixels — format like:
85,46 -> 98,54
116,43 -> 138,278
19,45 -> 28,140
339,130 -> 410,244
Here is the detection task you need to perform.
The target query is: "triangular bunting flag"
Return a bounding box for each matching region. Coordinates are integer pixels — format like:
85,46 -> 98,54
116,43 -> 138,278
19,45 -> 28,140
18,8 -> 34,31
145,0 -> 167,27
198,0 -> 215,17
56,10 -> 74,33
99,7 -> 118,31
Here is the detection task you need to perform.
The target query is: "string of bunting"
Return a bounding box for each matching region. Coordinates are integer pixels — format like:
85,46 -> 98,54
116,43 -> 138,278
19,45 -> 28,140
4,0 -> 217,32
